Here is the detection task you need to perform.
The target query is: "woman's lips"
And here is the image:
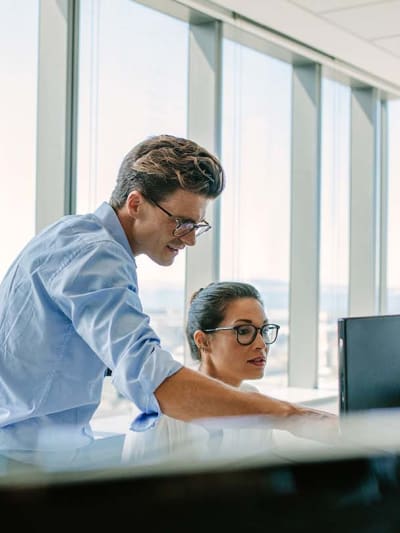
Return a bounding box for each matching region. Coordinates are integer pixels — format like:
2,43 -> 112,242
247,357 -> 266,367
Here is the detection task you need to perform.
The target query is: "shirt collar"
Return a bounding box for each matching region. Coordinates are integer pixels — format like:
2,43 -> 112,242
94,202 -> 136,263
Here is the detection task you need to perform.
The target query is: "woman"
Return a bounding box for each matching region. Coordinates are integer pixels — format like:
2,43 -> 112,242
122,281 -> 279,464
186,281 -> 279,391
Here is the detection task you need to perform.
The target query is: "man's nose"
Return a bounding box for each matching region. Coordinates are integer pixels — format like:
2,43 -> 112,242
180,231 -> 196,246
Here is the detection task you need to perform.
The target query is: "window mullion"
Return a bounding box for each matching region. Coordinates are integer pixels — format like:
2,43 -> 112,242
289,63 -> 322,388
184,20 -> 222,363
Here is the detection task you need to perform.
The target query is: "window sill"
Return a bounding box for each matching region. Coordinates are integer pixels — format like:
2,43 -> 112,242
252,379 -> 339,413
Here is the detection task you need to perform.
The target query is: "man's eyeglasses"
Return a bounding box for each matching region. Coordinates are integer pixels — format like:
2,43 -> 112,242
148,197 -> 211,238
203,323 -> 280,346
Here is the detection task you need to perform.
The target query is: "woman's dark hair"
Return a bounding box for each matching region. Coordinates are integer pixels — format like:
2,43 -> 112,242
110,134 -> 225,208
186,281 -> 264,361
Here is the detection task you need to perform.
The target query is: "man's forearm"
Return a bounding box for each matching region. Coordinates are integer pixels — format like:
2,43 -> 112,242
156,366 -> 310,421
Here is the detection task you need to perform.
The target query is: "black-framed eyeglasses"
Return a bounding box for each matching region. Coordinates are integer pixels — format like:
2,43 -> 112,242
203,323 -> 280,346
148,197 -> 211,238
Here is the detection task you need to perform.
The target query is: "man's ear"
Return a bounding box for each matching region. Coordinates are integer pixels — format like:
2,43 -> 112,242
126,190 -> 144,218
193,330 -> 209,351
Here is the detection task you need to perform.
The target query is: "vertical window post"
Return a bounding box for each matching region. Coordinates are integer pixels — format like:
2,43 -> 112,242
289,63 -> 321,388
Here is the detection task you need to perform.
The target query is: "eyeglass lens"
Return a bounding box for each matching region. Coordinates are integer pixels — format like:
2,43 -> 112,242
173,222 -> 209,238
236,324 -> 278,345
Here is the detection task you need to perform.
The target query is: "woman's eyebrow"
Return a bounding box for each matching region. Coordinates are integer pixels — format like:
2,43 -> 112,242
233,319 -> 268,324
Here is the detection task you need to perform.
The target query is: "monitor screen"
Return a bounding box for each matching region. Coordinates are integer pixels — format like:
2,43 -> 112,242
338,314 -> 400,413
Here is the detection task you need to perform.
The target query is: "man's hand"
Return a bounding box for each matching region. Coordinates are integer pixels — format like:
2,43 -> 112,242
275,406 -> 340,444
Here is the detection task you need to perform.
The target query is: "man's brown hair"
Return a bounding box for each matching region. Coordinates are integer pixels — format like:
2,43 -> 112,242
110,134 -> 225,208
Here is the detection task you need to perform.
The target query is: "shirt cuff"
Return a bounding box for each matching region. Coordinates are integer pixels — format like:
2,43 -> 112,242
129,411 -> 159,431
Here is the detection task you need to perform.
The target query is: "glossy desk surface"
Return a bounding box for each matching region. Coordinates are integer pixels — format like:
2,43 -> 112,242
1,409 -> 400,532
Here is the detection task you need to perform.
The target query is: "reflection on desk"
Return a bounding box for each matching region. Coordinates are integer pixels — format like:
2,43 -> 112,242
1,409 -> 400,532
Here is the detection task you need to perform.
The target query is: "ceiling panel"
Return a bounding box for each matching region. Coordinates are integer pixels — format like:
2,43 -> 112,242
322,1 -> 400,40
375,35 -> 400,56
290,0 -> 384,13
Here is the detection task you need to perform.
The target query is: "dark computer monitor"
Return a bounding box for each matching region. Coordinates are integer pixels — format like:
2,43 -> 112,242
338,314 -> 400,413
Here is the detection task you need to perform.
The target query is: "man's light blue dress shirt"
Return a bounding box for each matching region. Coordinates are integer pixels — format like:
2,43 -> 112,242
0,202 -> 182,451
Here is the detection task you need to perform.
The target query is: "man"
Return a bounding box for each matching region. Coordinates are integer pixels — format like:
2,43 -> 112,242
0,134 -> 335,455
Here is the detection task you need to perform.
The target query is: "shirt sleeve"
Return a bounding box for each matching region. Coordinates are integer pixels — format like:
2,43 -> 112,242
48,241 -> 183,430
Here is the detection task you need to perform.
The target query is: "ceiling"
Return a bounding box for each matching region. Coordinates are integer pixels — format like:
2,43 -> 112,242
289,0 -> 400,59
211,0 -> 400,92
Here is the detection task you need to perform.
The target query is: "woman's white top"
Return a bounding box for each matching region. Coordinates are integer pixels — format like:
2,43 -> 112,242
122,381 -> 274,465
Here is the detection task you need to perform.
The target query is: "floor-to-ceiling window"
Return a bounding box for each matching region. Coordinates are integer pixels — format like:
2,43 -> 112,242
387,99 -> 400,313
0,0 -> 38,281
220,37 -> 292,386
318,76 -> 350,389
77,0 -> 189,362
7,0 -> 396,403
